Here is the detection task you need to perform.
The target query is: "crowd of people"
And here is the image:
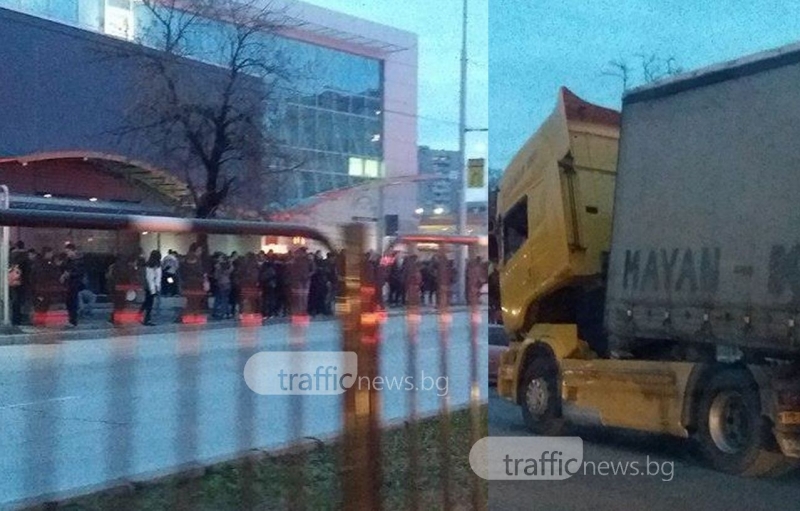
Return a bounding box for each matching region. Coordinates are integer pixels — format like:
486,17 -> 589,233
363,250 -> 488,309
6,241 -> 342,327
108,244 -> 342,326
6,240 -> 487,328
8,241 -> 95,327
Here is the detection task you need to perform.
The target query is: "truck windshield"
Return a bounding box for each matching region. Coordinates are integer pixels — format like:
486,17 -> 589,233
502,196 -> 528,262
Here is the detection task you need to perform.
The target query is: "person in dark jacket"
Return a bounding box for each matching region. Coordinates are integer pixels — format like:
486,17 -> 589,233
9,241 -> 30,325
62,243 -> 86,327
229,252 -> 241,317
421,259 -> 437,306
289,248 -> 311,316
213,255 -> 233,319
179,243 -> 207,321
388,254 -> 402,306
308,251 -> 328,316
276,255 -> 290,317
31,247 -> 60,315
324,251 -> 338,315
259,252 -> 279,318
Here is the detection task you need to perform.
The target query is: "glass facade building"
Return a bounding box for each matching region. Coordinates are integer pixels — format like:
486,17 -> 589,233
0,0 -> 387,204
275,37 -> 385,201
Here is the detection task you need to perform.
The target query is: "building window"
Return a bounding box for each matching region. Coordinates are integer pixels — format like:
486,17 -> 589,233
104,0 -> 133,40
363,159 -> 379,178
348,157 -> 364,177
348,157 -> 383,178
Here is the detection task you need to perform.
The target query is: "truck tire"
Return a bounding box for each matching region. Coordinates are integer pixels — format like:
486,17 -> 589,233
695,369 -> 790,476
520,356 -> 564,436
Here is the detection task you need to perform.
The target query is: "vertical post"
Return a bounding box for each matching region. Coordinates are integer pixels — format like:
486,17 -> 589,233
376,183 -> 385,252
341,223 -> 382,510
455,0 -> 469,304
436,244 -> 452,511
467,243 -> 484,510
288,293 -> 309,511
0,185 -> 10,327
173,330 -> 200,511
236,316 -> 259,510
404,243 -> 421,511
286,245 -> 311,511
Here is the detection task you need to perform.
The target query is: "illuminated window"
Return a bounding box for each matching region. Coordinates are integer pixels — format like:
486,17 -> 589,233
262,243 -> 288,254
348,157 -> 382,178
348,157 -> 363,177
105,0 -> 133,40
364,159 -> 379,178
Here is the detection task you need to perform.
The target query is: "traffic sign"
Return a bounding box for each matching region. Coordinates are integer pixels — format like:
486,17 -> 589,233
468,158 -> 485,188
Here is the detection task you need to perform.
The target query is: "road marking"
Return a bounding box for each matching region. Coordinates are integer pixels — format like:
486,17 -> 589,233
0,395 -> 80,410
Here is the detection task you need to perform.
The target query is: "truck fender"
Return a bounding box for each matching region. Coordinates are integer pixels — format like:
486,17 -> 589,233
748,364 -> 778,423
511,324 -> 595,404
681,363 -> 768,432
524,323 -> 593,360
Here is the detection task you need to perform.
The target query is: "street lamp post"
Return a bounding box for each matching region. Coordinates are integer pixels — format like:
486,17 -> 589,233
455,0 -> 469,304
377,184 -> 385,250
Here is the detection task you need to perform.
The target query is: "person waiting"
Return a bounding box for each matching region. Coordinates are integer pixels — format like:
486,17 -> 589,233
141,250 -> 162,326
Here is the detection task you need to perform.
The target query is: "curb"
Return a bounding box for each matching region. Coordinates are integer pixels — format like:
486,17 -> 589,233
0,306 -> 476,346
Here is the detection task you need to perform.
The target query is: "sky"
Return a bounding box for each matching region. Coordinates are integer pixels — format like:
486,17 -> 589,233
491,0 -> 800,171
304,0 -> 488,200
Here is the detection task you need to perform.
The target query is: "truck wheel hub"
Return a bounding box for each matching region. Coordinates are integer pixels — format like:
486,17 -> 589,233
526,378 -> 549,416
709,391 -> 751,454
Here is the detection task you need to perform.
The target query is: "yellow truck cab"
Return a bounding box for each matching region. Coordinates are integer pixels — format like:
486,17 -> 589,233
496,86 -> 619,351
496,55 -> 800,476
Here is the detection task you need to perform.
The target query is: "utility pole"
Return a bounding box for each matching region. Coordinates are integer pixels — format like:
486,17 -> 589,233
455,0 -> 468,304
376,184 -> 385,252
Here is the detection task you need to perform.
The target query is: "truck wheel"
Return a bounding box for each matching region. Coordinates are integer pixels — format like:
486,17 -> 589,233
695,369 -> 789,476
520,357 -> 564,435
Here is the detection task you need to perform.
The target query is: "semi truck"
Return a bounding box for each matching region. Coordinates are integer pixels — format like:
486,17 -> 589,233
495,46 -> 800,476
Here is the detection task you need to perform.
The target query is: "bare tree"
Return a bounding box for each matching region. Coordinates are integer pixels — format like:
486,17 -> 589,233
635,53 -> 660,83
111,0 -> 301,218
602,53 -> 683,93
664,56 -> 683,76
601,59 -> 631,91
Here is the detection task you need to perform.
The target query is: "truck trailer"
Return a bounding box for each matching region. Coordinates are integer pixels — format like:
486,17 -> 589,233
495,47 -> 800,476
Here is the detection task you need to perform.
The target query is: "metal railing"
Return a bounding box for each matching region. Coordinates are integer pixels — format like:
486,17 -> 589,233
0,209 -> 486,510
377,233 -> 486,511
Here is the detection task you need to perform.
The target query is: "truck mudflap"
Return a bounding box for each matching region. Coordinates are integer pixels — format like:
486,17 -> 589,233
774,431 -> 800,458
497,343 -> 521,400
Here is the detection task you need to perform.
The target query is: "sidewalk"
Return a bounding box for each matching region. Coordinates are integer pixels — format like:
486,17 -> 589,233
0,305 -> 476,346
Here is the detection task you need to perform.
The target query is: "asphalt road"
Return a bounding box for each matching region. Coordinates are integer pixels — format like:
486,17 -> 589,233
488,388 -> 800,511
0,313 -> 487,508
